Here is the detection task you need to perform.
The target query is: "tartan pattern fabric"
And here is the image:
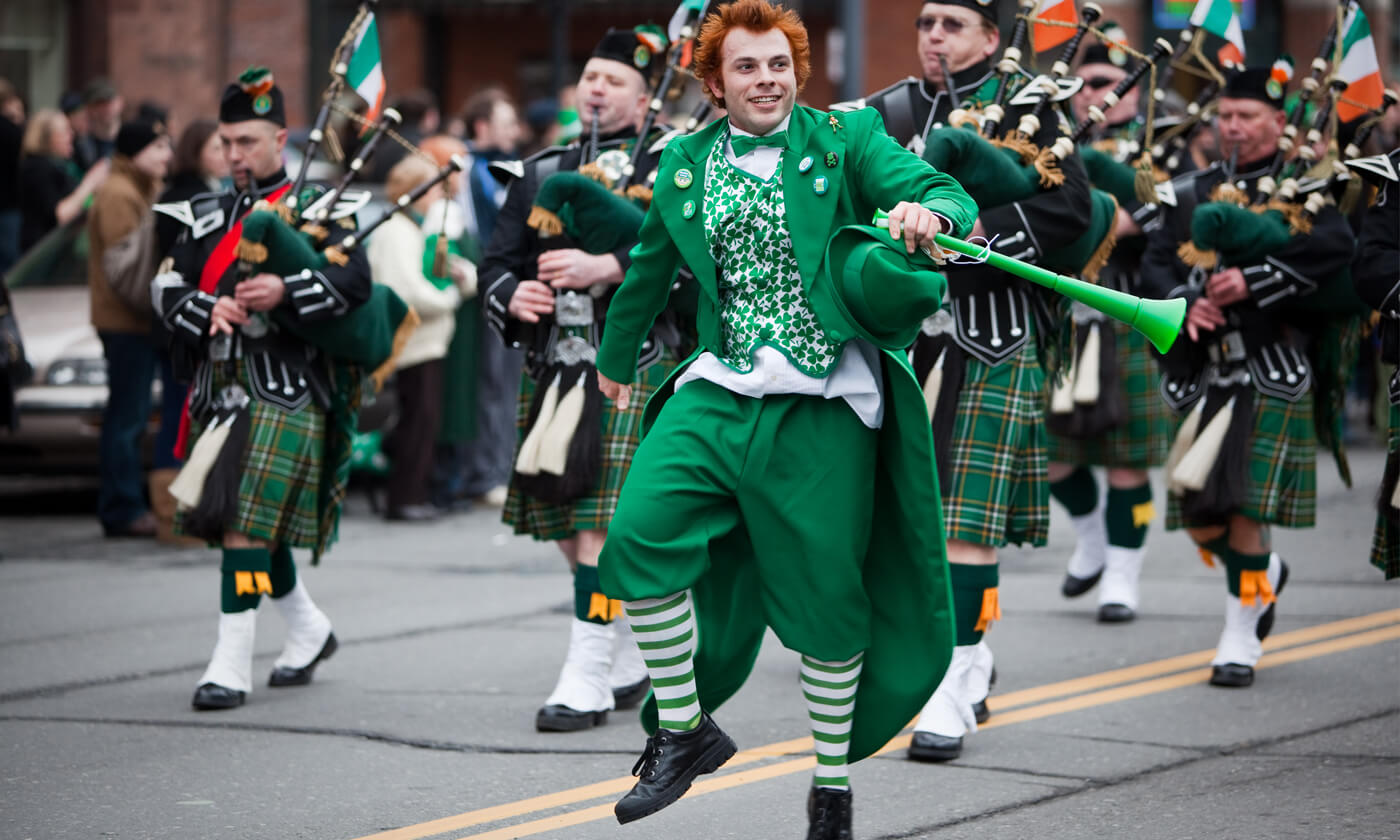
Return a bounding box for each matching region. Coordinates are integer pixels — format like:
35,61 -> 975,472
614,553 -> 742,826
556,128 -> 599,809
177,374 -> 324,547
1370,403 -> 1400,579
1166,390 -> 1316,530
942,342 -> 1049,546
504,351 -> 678,540
1047,322 -> 1173,468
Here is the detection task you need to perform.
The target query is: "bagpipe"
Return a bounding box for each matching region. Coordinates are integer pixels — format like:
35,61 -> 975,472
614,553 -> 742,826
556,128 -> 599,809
919,1 -> 1136,281
511,4 -> 710,505
171,0 -> 464,542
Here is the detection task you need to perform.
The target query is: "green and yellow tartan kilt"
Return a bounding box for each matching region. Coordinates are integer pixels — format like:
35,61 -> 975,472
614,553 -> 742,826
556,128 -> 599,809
504,350 -> 679,541
1046,322 -> 1173,469
942,342 -> 1049,547
1370,403 -> 1400,579
176,387 -> 325,549
1166,391 -> 1316,530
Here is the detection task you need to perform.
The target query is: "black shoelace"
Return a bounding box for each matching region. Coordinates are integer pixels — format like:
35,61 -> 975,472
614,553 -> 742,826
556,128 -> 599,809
631,731 -> 673,779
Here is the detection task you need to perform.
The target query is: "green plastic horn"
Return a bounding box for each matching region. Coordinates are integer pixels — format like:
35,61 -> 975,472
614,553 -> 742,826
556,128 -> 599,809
873,211 -> 1185,354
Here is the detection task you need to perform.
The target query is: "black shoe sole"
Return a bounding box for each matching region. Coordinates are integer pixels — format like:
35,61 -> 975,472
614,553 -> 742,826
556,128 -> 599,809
191,684 -> 246,711
908,736 -> 963,762
536,706 -> 609,732
615,732 -> 738,824
1097,603 -> 1136,623
612,677 -> 652,711
1209,664 -> 1255,687
268,632 -> 338,687
1062,570 -> 1103,598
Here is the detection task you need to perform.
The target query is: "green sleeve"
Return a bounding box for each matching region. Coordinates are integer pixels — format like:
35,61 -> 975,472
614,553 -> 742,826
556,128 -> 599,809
597,166 -> 684,384
848,109 -> 978,237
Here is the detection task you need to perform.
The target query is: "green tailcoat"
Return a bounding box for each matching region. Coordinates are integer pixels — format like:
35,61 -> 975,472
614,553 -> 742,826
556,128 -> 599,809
597,105 -> 978,761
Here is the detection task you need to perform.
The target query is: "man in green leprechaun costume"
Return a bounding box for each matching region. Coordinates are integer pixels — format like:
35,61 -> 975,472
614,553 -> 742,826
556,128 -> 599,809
593,1 -> 977,836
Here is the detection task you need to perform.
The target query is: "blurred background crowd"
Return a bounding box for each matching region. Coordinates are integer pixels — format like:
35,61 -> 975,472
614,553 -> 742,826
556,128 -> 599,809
0,0 -> 1397,540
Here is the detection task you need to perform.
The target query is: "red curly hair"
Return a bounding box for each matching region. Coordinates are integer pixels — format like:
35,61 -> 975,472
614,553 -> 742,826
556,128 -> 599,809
692,0 -> 812,108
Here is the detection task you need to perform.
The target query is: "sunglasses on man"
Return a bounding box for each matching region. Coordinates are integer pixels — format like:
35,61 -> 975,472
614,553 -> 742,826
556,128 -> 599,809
915,15 -> 972,35
1083,76 -> 1118,90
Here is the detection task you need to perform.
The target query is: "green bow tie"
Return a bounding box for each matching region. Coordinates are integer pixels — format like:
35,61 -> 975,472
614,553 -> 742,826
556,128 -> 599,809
731,131 -> 788,157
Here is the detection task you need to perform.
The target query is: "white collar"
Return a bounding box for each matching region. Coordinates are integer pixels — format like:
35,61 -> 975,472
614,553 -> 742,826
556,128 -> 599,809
728,113 -> 792,139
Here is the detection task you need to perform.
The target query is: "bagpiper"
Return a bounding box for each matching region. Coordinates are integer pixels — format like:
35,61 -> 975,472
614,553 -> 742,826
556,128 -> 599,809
1354,146 -> 1400,580
1047,23 -> 1173,623
839,0 -> 1097,761
480,26 -> 689,733
1139,64 -> 1355,687
152,70 -> 370,710
595,3 -> 975,836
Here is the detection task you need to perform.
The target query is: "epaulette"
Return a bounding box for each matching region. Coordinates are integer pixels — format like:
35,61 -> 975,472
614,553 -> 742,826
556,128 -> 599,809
1346,151 -> 1400,186
833,76 -> 917,112
153,189 -> 229,239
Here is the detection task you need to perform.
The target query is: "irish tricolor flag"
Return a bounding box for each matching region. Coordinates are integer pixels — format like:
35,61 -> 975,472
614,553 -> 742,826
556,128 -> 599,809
1336,4 -> 1383,123
1189,0 -> 1246,67
345,12 -> 385,123
1032,0 -> 1078,52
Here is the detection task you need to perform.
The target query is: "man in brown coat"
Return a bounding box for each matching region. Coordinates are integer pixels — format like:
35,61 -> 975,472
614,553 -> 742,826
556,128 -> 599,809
87,119 -> 172,537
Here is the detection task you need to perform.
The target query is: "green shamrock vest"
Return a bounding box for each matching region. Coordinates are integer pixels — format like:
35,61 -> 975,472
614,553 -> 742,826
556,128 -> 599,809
702,133 -> 843,377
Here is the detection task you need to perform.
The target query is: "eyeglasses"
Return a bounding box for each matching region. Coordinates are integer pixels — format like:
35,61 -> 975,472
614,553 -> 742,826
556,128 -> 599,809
1083,76 -> 1118,90
916,15 -> 969,35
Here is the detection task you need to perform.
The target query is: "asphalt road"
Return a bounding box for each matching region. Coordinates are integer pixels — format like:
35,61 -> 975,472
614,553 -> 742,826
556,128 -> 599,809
1,446 -> 1397,840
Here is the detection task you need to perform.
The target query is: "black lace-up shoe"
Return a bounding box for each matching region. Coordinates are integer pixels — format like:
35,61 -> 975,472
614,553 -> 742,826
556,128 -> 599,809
807,786 -> 853,840
614,713 -> 737,824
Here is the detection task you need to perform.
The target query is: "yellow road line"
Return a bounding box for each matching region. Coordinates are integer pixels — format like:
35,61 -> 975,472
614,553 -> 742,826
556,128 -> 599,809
352,610 -> 1399,840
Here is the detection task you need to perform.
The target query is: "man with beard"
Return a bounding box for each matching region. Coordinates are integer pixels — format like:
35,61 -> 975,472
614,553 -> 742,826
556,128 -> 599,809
481,27 -> 685,734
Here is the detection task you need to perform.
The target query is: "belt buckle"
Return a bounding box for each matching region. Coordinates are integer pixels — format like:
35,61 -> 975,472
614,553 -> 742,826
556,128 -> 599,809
555,290 -> 595,327
210,334 -> 232,362
1219,330 -> 1247,364
550,335 -> 597,366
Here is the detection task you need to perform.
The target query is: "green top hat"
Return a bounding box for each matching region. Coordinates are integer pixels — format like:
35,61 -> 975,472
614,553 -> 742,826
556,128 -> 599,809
809,224 -> 948,351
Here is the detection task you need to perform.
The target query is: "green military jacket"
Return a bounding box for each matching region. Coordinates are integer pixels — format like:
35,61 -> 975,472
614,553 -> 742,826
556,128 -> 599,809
598,105 -> 979,761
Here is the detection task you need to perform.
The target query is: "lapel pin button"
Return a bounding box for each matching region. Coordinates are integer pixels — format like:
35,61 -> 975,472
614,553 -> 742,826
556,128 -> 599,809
825,152 -> 838,168
798,155 -> 813,173
813,176 -> 828,195
682,199 -> 696,219
674,168 -> 693,189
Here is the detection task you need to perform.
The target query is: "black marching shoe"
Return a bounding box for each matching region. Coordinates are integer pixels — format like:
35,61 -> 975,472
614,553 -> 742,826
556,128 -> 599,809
807,787 -> 853,840
1209,560 -> 1289,689
908,731 -> 962,762
1062,570 -> 1102,598
612,676 -> 652,711
268,632 -> 338,687
615,712 -> 737,824
192,683 -> 246,711
1097,603 -> 1136,623
536,704 -> 608,732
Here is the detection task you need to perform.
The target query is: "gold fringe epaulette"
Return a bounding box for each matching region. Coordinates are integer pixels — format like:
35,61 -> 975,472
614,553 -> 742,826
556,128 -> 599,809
235,239 -> 268,265
1081,197 -> 1120,283
370,307 -> 422,392
625,184 -> 654,208
1176,240 -> 1217,269
527,206 -> 564,237
1265,199 -> 1312,235
1033,147 -> 1065,188
1208,182 -> 1250,207
269,201 -> 296,224
576,162 -> 610,186
996,132 -> 1040,165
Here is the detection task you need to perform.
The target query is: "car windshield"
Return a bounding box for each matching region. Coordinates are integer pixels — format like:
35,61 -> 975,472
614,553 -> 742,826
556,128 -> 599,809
4,218 -> 88,290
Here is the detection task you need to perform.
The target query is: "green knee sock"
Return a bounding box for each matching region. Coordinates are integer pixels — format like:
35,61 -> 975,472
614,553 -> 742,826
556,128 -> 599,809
269,544 -> 297,598
950,563 -> 1000,647
1105,483 -> 1154,549
574,564 -> 620,625
220,547 -> 272,613
1049,466 -> 1099,517
1221,549 -> 1271,598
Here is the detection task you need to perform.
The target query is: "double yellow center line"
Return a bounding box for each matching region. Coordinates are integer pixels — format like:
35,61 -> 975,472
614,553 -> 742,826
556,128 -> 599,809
354,608 -> 1400,840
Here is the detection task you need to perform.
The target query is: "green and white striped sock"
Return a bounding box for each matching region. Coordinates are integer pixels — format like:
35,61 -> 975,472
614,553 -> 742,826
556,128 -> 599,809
802,652 -> 864,790
624,591 -> 700,731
